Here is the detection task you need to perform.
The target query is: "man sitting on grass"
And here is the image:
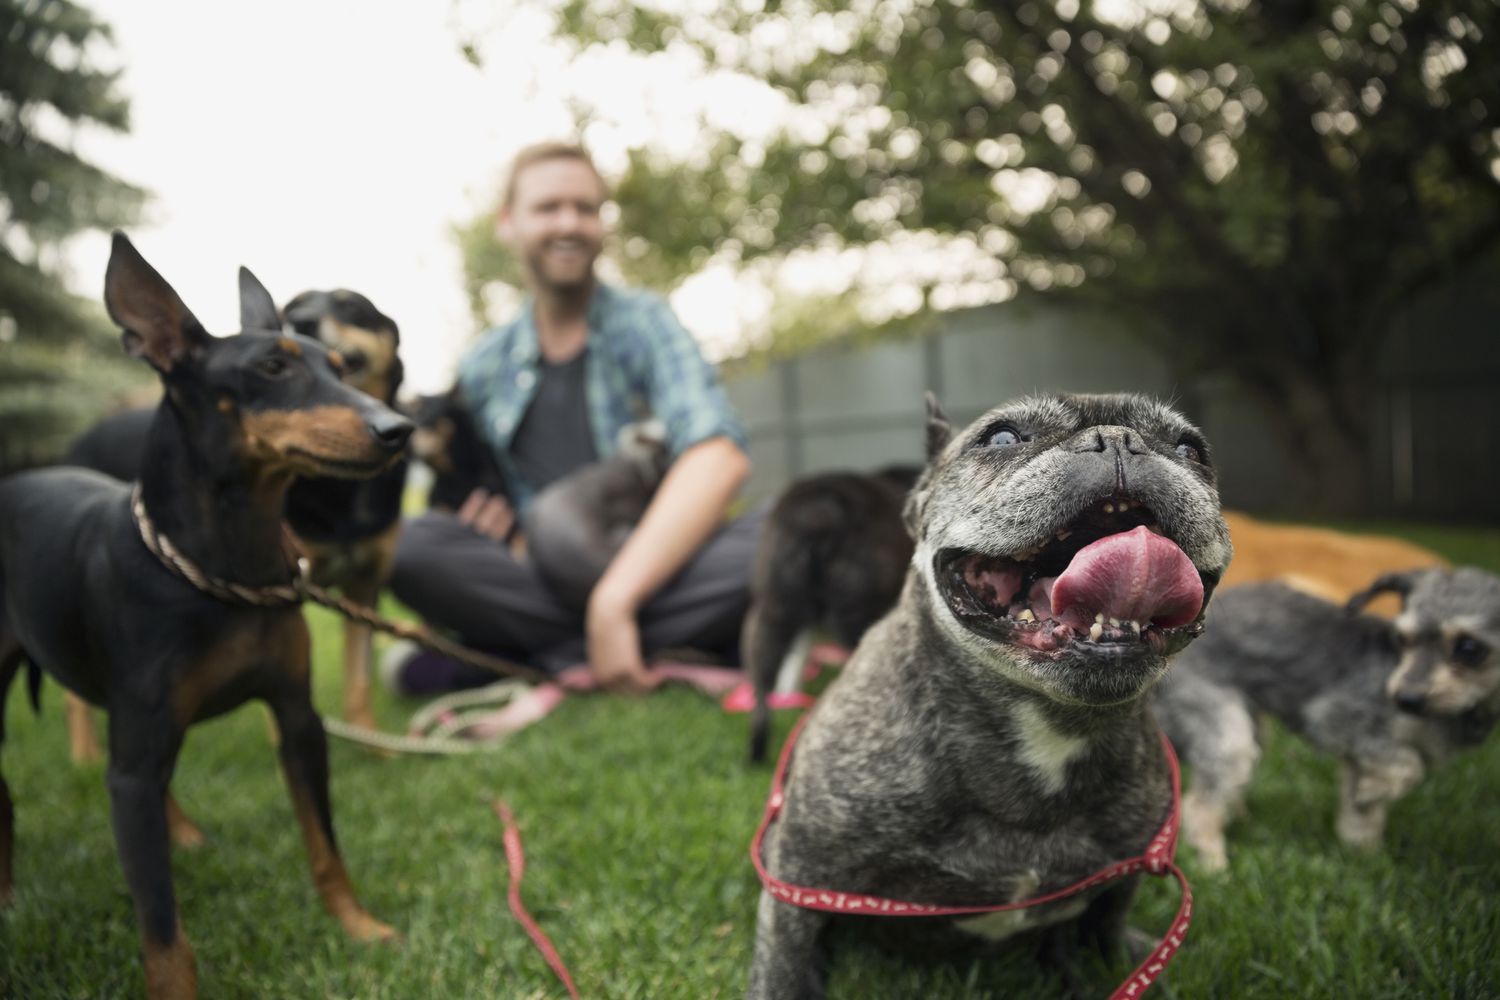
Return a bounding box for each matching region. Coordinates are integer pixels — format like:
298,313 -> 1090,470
389,141 -> 757,693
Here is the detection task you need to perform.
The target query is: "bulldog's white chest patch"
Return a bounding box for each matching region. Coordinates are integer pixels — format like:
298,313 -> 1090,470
1013,701 -> 1089,795
955,869 -> 1089,941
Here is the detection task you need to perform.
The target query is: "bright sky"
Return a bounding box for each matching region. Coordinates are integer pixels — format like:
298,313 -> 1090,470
66,0 -> 780,392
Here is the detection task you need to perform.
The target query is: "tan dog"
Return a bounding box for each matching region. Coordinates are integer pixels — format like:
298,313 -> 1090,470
1221,511 -> 1448,615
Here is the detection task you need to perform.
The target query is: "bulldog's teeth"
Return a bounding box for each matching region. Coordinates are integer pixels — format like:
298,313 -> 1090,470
1017,609 -> 1036,623
1103,502 -> 1115,513
1055,529 -> 1073,541
1095,612 -> 1106,624
1089,621 -> 1104,641
1129,620 -> 1142,635
1108,617 -> 1121,628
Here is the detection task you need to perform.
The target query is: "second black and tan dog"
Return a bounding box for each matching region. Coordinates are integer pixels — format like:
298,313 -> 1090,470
280,288 -> 407,730
748,393 -> 1231,997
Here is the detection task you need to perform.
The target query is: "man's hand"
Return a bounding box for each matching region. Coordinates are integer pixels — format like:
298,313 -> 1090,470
583,436 -> 749,695
585,588 -> 653,693
458,488 -> 515,542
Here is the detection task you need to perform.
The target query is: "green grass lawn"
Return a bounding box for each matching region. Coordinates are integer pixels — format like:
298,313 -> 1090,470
3,523 -> 1499,999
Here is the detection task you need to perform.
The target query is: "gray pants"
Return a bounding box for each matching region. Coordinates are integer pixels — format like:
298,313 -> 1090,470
390,504 -> 765,676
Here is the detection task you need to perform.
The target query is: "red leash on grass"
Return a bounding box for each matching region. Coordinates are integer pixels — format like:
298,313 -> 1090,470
494,800 -> 582,1000
751,713 -> 1194,1000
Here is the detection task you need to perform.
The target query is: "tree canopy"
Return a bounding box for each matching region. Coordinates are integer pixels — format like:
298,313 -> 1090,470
490,0 -> 1500,510
0,0 -> 149,470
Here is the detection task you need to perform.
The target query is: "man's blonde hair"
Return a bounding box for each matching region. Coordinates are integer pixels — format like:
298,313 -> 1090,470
502,141 -> 605,207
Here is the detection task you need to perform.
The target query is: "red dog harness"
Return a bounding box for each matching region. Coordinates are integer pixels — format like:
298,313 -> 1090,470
751,714 -> 1194,999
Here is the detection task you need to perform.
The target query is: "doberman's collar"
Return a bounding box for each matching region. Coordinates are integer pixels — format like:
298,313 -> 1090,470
130,485 -> 310,608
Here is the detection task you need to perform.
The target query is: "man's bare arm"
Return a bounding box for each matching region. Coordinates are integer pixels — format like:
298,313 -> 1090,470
586,435 -> 751,690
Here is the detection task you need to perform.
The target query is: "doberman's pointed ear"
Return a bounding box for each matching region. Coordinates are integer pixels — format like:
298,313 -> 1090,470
238,266 -> 282,333
924,391 -> 953,460
105,232 -> 210,373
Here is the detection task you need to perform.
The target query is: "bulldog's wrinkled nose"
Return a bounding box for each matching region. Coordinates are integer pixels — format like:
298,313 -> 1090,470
1066,425 -> 1147,456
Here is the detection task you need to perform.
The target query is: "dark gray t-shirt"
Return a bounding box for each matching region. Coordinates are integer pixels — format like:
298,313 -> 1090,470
508,350 -> 598,494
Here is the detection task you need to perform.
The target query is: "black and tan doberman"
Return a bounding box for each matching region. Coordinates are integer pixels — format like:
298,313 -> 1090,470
0,234 -> 409,998
61,287 -> 410,751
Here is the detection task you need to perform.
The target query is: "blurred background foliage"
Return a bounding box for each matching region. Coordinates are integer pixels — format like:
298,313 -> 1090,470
457,0 -> 1500,511
0,0 -> 152,472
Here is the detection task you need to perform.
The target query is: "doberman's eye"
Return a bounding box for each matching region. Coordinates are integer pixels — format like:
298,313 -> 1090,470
341,351 -> 368,374
1453,635 -> 1490,667
1175,438 -> 1204,464
982,425 -> 1025,448
257,356 -> 291,378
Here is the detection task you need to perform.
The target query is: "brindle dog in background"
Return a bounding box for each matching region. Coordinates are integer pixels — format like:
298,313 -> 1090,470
743,465 -> 920,764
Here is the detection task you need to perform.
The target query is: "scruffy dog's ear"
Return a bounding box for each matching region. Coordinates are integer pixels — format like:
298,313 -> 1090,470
924,391 -> 953,460
1346,571 -> 1420,615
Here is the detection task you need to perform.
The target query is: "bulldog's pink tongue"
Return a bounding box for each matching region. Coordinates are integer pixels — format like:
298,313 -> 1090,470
1049,526 -> 1203,628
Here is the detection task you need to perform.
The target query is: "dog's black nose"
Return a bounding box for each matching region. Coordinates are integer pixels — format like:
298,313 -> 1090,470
1394,690 -> 1427,715
368,411 -> 414,451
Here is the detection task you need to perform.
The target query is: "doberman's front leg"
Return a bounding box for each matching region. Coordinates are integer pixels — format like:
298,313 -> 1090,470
106,717 -> 196,999
266,679 -> 396,942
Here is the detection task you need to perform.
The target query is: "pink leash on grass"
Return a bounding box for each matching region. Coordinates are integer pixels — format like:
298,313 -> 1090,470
751,712 -> 1194,1000
494,800 -> 581,1000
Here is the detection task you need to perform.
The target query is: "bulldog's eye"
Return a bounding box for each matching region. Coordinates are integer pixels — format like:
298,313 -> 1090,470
1175,438 -> 1204,464
982,425 -> 1025,448
1453,635 -> 1489,667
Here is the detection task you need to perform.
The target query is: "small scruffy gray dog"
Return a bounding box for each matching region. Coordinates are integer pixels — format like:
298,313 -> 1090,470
1154,567 -> 1500,871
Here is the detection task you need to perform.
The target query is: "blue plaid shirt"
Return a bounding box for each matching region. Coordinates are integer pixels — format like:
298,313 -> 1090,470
457,283 -> 747,511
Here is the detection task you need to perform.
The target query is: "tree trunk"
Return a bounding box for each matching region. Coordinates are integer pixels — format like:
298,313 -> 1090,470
1238,359 -> 1379,516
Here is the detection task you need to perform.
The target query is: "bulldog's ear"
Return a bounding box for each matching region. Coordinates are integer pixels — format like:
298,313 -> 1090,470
901,482 -> 925,541
106,232 -> 210,374
1346,571 -> 1420,615
924,391 -> 953,460
238,266 -> 283,333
